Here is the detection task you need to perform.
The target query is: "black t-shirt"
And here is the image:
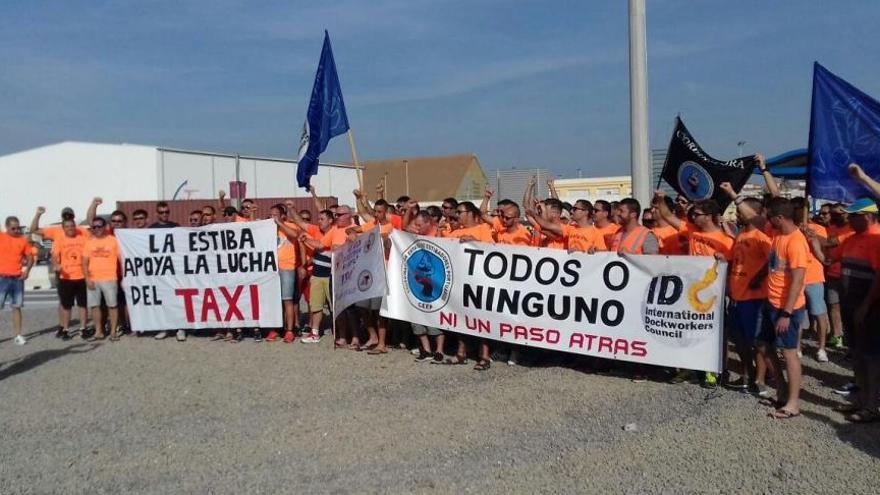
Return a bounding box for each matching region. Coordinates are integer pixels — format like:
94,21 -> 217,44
147,221 -> 179,229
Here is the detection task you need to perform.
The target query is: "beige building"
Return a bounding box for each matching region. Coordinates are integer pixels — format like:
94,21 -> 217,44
553,176 -> 633,204
362,154 -> 487,203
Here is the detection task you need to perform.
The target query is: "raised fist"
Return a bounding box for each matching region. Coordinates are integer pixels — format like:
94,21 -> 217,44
93,197 -> 103,205
36,206 -> 46,215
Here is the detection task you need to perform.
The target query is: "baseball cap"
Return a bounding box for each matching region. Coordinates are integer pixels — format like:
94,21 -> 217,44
845,197 -> 878,214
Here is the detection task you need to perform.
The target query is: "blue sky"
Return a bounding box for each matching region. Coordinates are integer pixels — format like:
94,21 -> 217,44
2,0 -> 879,178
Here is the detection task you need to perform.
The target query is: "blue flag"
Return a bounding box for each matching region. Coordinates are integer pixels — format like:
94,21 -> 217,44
808,62 -> 880,203
296,31 -> 350,190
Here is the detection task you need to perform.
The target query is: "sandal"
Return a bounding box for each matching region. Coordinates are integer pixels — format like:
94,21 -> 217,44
367,347 -> 389,355
473,359 -> 491,371
769,408 -> 800,419
846,409 -> 880,423
358,343 -> 378,352
109,335 -> 120,342
210,333 -> 224,341
442,355 -> 468,365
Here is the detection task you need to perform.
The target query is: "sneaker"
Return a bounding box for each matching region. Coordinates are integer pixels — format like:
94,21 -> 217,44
832,382 -> 858,395
631,374 -> 647,383
265,330 -> 281,342
702,372 -> 718,388
507,349 -> 520,366
431,352 -> 445,364
796,350 -> 803,359
60,329 -> 73,341
13,335 -> 26,346
301,333 -> 321,344
816,349 -> 829,363
415,350 -> 433,363
283,330 -> 295,343
727,377 -> 749,390
154,331 -> 168,340
828,335 -> 844,349
253,329 -> 262,342
410,348 -> 421,356
176,329 -> 187,342
54,327 -> 65,338
753,383 -> 773,398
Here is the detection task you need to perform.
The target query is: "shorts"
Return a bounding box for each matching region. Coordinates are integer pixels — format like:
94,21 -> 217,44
0,276 -> 24,310
356,297 -> 382,311
411,323 -> 442,336
280,270 -> 300,301
87,281 -> 119,308
804,283 -> 827,316
757,302 -> 805,350
729,299 -> 763,348
308,276 -> 331,313
58,279 -> 87,309
825,277 -> 842,306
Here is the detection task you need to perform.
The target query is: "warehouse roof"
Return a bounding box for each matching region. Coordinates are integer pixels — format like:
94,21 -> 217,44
362,154 -> 486,202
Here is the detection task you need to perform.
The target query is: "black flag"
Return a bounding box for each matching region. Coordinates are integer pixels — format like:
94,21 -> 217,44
660,117 -> 758,209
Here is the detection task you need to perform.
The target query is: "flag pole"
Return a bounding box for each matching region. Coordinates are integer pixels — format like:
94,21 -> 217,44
347,130 -> 364,192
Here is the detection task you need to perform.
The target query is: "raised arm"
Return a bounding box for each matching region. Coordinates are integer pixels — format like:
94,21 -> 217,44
86,197 -> 102,225
309,185 -> 326,212
848,163 -> 880,200
353,189 -> 375,224
719,181 -> 762,227
29,206 -> 46,236
375,180 -> 386,201
285,208 -> 313,232
217,189 -> 227,212
401,200 -> 418,232
524,204 -> 563,237
523,175 -> 537,214
653,190 -> 681,230
479,186 -> 494,224
547,176 -> 559,200
756,154 -> 780,198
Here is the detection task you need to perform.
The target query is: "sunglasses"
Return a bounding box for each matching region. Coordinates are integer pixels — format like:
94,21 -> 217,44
157,210 -> 170,215
110,219 -> 124,224
7,226 -> 21,232
133,216 -> 146,221
334,212 -> 350,218
91,225 -> 104,230
571,206 -> 589,212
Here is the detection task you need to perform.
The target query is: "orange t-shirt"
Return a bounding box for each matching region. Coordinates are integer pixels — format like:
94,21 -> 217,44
0,233 -> 31,277
277,222 -> 301,271
83,236 -> 120,282
728,228 -> 772,301
235,215 -> 250,223
321,226 -> 350,250
42,225 -> 89,241
652,224 -> 680,255
826,224 -> 855,279
803,222 -> 827,285
688,229 -> 734,260
564,224 -> 606,252
389,214 -> 402,230
766,229 -> 809,310
51,233 -> 88,280
446,223 -> 495,243
361,220 -> 394,238
595,223 -> 620,249
495,224 -> 531,246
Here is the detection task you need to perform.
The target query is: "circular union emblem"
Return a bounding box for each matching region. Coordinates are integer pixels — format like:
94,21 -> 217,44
401,239 -> 453,313
357,270 -> 373,292
677,161 -> 714,200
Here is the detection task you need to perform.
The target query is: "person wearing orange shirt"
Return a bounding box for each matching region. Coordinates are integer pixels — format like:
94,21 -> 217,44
608,198 -> 659,255
82,217 -> 121,341
281,208 -> 333,344
650,196 -> 681,255
1,216 -> 34,346
721,185 -> 772,393
758,197 -> 809,419
269,204 -> 302,343
790,198 -> 831,362
823,205 -> 853,351
525,199 -> 567,249
835,197 -> 880,422
444,201 -> 494,370
350,197 -> 395,354
492,200 -> 531,246
592,200 -> 620,249
51,217 -> 90,340
403,207 -> 447,363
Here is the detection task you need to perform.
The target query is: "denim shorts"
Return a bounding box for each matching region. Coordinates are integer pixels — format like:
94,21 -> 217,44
729,299 -> 763,348
0,276 -> 24,310
758,302 -> 805,350
804,283 -> 827,316
280,270 -> 299,301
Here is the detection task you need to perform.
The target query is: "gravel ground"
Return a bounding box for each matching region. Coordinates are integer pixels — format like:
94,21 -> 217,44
1,307 -> 878,494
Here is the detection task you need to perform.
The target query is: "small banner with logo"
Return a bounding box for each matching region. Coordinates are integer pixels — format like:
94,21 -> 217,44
660,117 -> 758,210
115,220 -> 282,332
381,231 -> 727,372
332,226 -> 388,313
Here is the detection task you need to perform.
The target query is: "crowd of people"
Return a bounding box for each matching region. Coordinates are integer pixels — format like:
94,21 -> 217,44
1,158 -> 878,423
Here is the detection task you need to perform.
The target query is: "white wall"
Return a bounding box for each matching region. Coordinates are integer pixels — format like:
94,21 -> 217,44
0,142 -> 159,225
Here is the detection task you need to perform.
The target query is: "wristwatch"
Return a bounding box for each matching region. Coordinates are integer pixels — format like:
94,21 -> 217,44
779,310 -> 792,318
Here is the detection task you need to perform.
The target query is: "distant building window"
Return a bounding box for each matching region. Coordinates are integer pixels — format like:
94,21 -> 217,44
598,188 -> 620,196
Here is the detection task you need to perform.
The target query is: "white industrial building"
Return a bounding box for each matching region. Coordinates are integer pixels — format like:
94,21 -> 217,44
0,141 -> 360,223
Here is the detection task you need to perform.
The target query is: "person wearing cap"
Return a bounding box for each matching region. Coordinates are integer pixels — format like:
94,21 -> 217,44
834,195 -> 880,423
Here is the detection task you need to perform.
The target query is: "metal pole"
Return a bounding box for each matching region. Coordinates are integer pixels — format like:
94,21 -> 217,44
629,0 -> 651,206
234,153 -> 241,210
404,159 -> 410,196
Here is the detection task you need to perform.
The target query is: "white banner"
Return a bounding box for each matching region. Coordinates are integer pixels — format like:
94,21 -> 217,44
381,231 -> 726,372
332,226 -> 388,313
116,220 -> 282,331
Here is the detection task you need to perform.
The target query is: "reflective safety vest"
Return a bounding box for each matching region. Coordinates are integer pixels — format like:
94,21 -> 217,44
610,226 -> 651,254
